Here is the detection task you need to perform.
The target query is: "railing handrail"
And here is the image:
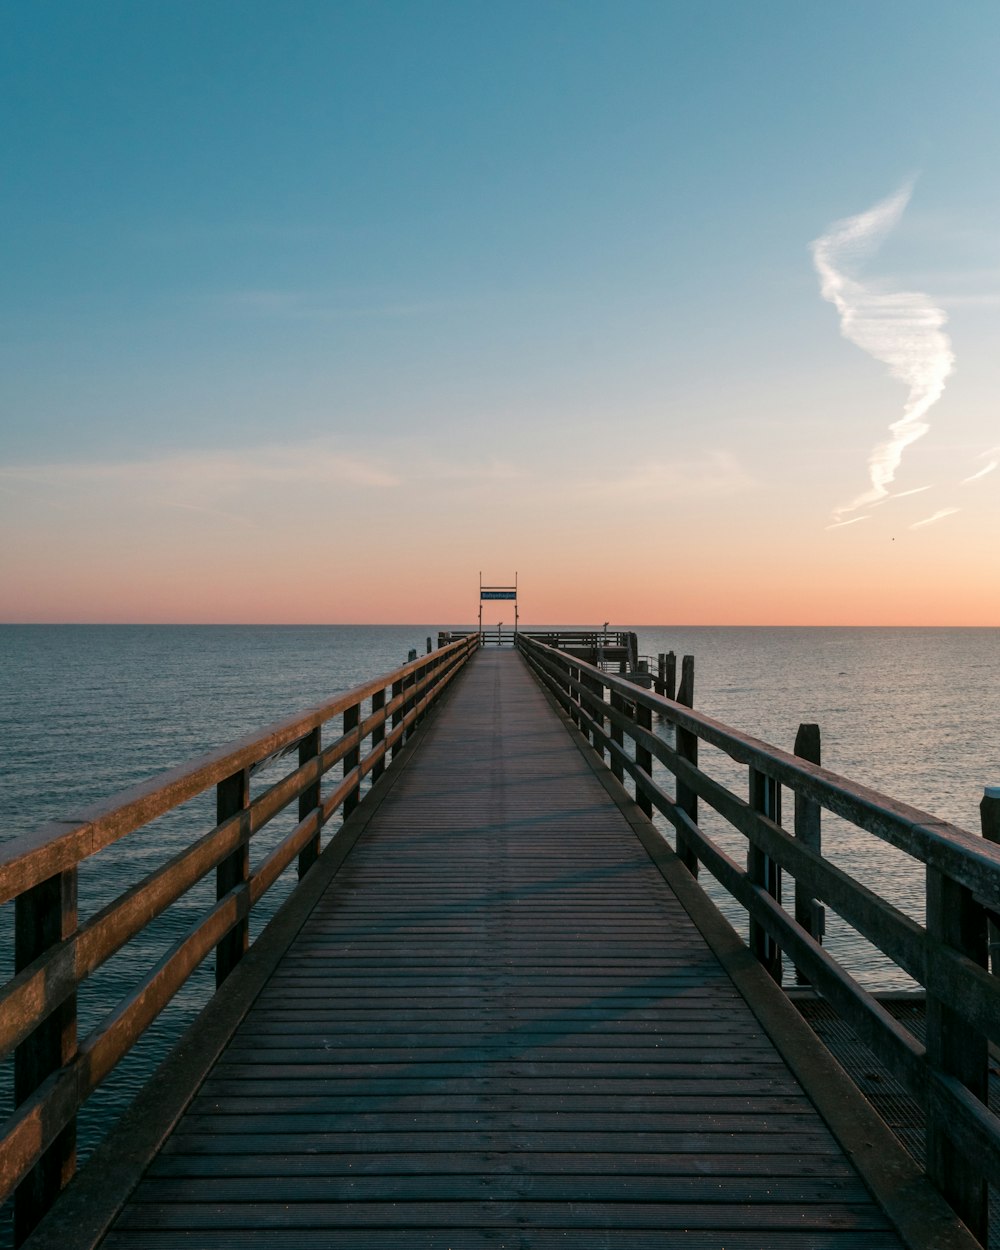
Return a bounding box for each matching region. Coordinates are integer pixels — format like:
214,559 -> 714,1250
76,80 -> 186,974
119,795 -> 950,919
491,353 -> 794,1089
0,636 -> 476,905
519,634 -> 1000,902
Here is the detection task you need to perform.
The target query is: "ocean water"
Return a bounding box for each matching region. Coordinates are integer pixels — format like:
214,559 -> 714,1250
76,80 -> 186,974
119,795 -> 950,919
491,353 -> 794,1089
0,623 -> 997,1176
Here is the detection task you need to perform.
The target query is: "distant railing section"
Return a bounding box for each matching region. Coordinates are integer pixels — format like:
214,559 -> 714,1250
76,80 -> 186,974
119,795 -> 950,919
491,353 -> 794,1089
0,633 -> 478,1244
442,628 -> 645,670
518,632 -> 1000,1244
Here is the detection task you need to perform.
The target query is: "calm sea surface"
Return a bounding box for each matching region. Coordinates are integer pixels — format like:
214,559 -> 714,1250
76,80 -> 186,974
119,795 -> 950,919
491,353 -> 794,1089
0,623 -> 998,1175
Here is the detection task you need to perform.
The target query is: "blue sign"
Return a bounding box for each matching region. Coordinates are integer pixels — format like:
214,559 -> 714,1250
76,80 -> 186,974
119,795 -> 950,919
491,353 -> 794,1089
481,590 -> 517,600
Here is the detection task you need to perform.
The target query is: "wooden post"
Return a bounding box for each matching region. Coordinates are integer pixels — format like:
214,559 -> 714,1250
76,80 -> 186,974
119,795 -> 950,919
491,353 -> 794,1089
748,766 -> 782,983
675,655 -> 698,875
297,727 -> 322,878
343,702 -> 361,818
390,676 -> 404,762
215,767 -> 250,987
370,689 -> 387,786
557,655 -> 571,712
982,786 -> 1000,977
409,665 -> 422,730
609,689 -> 625,782
656,653 -> 666,696
413,661 -> 425,728
925,864 -> 989,1240
582,672 -> 604,759
14,869 -> 78,1244
635,700 -> 653,817
793,723 -> 823,984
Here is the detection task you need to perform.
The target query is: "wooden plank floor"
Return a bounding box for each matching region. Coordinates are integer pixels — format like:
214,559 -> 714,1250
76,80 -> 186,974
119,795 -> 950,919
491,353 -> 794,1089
103,649 -> 902,1249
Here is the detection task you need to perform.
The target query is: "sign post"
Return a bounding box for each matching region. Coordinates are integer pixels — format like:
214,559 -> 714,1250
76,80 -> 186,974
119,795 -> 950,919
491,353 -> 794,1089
479,573 -> 518,643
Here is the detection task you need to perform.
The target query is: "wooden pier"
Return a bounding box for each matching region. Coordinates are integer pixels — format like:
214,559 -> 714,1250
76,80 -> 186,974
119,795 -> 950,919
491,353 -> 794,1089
2,636 -> 998,1249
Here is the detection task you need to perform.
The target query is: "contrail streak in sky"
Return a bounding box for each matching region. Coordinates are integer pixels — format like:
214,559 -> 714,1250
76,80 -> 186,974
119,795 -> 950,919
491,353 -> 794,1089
910,507 -> 960,530
825,516 -> 870,530
962,447 -> 999,483
812,183 -> 954,523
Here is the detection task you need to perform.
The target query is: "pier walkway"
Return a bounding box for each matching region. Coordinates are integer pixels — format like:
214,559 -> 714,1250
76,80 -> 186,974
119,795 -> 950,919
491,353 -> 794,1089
95,649 -> 903,1248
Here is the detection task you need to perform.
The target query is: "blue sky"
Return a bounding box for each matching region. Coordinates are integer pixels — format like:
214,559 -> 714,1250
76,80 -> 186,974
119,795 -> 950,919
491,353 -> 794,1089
3,2 -> 999,622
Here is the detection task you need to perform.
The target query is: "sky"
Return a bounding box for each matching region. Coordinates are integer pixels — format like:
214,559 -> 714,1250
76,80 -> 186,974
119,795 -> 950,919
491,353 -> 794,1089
2,1 -> 999,626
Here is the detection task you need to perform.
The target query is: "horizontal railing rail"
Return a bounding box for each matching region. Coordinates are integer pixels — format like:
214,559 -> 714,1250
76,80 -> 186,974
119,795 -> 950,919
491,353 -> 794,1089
518,632 -> 1000,1245
0,633 -> 478,1243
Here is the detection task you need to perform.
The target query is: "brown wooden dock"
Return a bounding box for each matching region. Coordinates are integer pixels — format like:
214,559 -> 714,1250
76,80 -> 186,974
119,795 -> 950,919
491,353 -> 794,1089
86,649 -> 909,1248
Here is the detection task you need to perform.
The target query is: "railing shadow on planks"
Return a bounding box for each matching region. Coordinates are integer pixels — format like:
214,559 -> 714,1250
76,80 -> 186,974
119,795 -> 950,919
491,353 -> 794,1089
517,632 -> 1000,1247
0,634 -> 479,1245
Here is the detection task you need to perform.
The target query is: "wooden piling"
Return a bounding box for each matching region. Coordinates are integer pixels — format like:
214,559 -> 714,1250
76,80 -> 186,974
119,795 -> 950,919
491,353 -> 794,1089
655,651 -> 676,700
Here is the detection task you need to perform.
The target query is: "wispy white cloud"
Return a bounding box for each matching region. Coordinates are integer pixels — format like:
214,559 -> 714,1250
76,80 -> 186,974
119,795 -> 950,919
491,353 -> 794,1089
825,515 -> 871,530
412,458 -> 527,484
811,182 -> 955,523
883,485 -> 934,502
162,501 -> 261,527
578,451 -> 755,501
0,441 -> 400,493
910,507 -> 960,530
962,446 -> 1000,483
867,484 -> 933,509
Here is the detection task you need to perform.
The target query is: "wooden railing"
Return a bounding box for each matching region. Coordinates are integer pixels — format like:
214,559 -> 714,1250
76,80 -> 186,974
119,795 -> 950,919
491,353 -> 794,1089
0,633 -> 478,1243
518,632 -> 1000,1244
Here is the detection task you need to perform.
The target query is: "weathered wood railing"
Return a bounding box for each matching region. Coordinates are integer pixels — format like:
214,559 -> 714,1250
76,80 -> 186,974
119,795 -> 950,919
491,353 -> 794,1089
0,633 -> 478,1243
518,632 -> 1000,1244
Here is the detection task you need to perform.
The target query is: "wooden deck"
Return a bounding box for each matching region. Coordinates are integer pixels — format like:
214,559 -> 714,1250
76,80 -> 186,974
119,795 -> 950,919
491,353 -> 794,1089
100,649 -> 903,1249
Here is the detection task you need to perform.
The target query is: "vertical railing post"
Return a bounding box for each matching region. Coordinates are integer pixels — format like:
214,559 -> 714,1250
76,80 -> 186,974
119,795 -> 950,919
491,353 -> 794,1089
413,659 -> 425,730
982,786 -> 1000,976
343,702 -> 361,818
390,676 -> 404,762
748,766 -> 782,983
675,655 -> 698,875
404,667 -> 418,738
216,767 -> 250,987
793,723 -> 823,983
370,688 -> 387,786
558,654 -> 572,715
582,671 -> 604,760
414,656 -> 429,728
297,728 -> 322,878
14,869 -> 78,1244
635,696 -> 653,817
609,689 -> 625,782
926,864 -> 989,1240
569,664 -> 581,729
